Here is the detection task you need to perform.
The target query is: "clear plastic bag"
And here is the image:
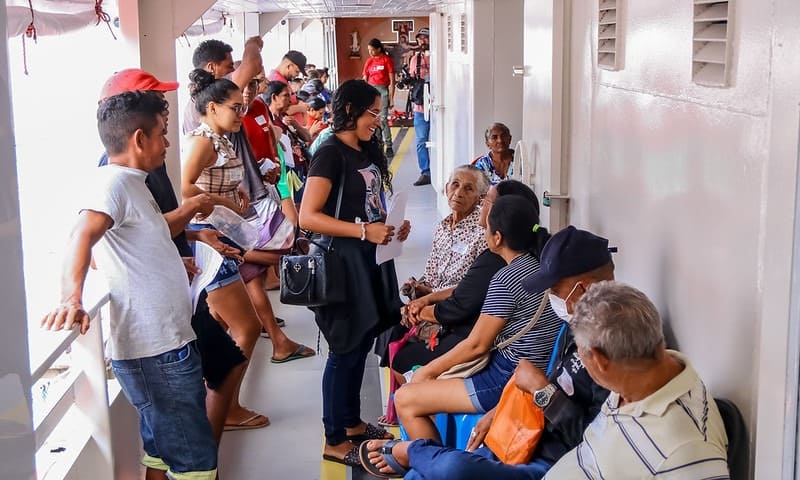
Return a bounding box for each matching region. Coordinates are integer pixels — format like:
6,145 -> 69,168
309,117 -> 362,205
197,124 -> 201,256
205,205 -> 258,250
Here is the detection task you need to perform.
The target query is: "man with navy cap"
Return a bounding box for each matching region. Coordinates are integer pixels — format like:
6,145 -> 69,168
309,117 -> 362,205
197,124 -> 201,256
359,226 -> 615,479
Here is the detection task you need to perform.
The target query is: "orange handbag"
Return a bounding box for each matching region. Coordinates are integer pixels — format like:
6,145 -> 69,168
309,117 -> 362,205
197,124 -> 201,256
483,372 -> 546,465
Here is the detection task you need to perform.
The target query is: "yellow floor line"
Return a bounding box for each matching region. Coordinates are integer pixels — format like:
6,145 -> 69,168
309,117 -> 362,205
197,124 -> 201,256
389,127 -> 414,176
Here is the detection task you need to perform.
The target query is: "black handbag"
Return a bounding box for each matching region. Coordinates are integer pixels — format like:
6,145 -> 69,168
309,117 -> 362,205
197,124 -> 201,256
279,156 -> 347,307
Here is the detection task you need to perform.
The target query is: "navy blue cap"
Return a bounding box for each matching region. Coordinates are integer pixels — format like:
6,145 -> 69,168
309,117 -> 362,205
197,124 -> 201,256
522,226 -> 613,294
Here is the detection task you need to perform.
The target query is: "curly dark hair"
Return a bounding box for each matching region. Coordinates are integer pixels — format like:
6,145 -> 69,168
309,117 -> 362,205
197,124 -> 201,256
331,79 -> 392,192
188,68 -> 238,116
192,39 -> 232,68
97,91 -> 167,155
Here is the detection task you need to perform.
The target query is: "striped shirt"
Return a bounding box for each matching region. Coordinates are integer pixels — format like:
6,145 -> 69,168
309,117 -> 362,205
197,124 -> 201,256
481,253 -> 562,368
544,351 -> 729,480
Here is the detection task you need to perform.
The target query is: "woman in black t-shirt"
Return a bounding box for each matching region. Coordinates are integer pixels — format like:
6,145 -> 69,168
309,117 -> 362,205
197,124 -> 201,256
299,80 -> 411,466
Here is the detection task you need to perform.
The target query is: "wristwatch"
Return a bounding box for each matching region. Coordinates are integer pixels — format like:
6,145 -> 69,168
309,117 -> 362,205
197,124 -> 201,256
533,384 -> 557,408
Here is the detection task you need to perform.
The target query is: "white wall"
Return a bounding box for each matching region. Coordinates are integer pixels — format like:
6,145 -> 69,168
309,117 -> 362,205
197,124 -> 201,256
432,0 -> 524,213
524,0 -> 800,477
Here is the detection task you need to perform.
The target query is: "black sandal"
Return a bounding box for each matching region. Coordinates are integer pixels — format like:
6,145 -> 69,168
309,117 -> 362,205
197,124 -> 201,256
347,423 -> 394,442
322,444 -> 361,467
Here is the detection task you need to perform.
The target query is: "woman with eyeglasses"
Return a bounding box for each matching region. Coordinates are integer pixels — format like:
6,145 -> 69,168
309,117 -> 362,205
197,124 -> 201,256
181,68 -> 271,433
299,79 -> 411,467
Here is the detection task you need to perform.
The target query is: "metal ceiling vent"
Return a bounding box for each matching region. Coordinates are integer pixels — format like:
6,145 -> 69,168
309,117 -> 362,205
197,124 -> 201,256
692,0 -> 733,87
598,0 -> 622,70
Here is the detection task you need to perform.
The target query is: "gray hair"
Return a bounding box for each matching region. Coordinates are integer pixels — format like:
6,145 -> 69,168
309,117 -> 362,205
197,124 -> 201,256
570,281 -> 664,362
448,164 -> 490,196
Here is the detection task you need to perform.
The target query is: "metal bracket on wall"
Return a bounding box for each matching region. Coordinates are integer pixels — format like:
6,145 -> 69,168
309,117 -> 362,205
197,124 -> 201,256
542,190 -> 569,207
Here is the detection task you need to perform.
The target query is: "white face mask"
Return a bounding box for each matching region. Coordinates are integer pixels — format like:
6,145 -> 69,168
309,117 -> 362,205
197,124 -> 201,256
548,282 -> 583,322
548,293 -> 571,322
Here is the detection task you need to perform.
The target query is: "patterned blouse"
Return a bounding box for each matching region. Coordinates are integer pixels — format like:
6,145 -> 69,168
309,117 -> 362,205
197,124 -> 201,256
420,207 -> 487,291
474,150 -> 514,185
189,123 -> 244,221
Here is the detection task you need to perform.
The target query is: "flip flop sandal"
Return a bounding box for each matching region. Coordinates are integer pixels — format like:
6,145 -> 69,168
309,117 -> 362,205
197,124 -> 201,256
377,415 -> 399,428
322,444 -> 361,467
347,423 -> 394,442
270,344 -> 315,364
223,413 -> 270,432
358,440 -> 408,479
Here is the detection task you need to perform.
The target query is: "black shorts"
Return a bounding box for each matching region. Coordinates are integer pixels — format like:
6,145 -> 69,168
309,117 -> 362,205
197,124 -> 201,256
392,331 -> 467,374
191,290 -> 247,390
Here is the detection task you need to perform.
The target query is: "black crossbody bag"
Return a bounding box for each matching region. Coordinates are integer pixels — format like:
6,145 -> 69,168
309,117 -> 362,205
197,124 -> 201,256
280,153 -> 348,307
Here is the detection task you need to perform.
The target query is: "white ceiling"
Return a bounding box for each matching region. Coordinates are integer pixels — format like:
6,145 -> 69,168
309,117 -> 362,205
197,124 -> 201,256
213,0 -> 438,18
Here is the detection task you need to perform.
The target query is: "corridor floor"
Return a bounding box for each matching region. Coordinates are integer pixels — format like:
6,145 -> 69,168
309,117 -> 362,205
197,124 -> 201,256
218,127 -> 439,480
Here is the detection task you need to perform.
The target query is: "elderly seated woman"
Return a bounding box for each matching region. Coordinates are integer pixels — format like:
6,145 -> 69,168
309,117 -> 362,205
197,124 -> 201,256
395,194 -> 563,442
473,122 -> 514,185
402,165 -> 490,299
392,181 -> 541,379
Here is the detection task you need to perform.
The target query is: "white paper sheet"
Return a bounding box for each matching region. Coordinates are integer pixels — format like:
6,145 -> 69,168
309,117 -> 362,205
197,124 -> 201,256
279,134 -> 295,168
376,190 -> 409,265
191,242 -> 224,313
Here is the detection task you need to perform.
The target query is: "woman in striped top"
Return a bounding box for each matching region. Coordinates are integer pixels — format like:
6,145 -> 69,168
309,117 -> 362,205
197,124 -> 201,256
395,195 -> 562,441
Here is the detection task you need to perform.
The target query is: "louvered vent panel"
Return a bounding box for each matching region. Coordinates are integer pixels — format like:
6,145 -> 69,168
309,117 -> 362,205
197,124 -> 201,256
598,0 -> 622,70
692,1 -> 732,86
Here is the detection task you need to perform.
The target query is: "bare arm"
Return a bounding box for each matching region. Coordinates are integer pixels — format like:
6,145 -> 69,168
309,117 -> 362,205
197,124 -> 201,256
411,313 -> 505,382
286,101 -> 308,116
41,210 -> 112,334
230,36 -> 264,89
284,116 -> 312,143
299,176 -> 394,244
163,193 -> 212,237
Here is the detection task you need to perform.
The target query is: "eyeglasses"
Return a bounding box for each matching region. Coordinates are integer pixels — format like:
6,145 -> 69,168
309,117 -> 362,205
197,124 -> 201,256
365,108 -> 385,122
219,103 -> 245,115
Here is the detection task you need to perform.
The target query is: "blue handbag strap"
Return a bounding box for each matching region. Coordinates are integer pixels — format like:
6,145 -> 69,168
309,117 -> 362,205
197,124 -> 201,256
545,322 -> 568,377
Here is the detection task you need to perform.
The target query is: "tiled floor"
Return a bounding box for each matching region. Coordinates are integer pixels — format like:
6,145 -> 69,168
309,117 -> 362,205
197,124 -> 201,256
218,128 -> 439,480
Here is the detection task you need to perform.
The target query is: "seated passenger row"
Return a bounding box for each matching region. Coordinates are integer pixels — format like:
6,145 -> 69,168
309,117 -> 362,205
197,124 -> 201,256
43,27 -> 732,477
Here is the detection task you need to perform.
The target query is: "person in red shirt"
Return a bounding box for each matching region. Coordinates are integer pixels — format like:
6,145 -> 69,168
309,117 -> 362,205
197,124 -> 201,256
267,50 -> 309,125
362,38 -> 395,156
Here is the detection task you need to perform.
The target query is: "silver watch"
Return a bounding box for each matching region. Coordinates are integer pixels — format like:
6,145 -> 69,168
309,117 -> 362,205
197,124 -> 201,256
533,384 -> 557,408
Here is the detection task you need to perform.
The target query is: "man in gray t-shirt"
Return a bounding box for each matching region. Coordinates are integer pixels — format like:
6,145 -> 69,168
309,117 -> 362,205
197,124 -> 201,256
43,91 -> 218,480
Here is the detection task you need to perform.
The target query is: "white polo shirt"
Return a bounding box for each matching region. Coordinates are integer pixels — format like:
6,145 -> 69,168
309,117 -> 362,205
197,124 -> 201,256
544,351 -> 729,479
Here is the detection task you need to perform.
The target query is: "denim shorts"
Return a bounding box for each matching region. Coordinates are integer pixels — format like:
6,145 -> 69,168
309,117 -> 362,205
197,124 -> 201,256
111,342 -> 217,479
187,224 -> 242,291
463,351 -> 516,412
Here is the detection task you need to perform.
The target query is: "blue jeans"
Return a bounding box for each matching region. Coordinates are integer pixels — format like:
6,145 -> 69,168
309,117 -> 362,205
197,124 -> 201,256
322,334 -> 374,445
112,342 -> 217,479
374,85 -> 393,145
405,440 -> 551,480
414,111 -> 430,175
464,352 -> 516,412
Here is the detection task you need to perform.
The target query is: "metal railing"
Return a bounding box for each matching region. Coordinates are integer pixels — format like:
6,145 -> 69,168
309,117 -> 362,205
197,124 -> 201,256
30,289 -> 114,479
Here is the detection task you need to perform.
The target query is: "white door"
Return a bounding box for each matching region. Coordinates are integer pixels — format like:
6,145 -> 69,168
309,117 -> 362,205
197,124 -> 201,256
428,10 -> 448,197
520,0 -> 570,230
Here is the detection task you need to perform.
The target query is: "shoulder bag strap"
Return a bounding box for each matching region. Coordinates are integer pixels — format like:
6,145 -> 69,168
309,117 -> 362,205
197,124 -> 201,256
332,144 -> 347,220
495,293 -> 549,350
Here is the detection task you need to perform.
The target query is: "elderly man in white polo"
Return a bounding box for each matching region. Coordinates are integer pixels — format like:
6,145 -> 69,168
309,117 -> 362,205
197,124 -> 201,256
544,281 -> 730,479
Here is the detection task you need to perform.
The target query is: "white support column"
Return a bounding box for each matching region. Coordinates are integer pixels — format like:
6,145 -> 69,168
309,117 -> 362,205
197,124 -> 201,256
241,12 -> 260,39
0,0 -> 36,478
117,0 -> 215,193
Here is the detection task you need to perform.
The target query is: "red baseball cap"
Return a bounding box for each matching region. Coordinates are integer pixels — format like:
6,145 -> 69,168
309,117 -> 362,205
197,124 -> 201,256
99,69 -> 179,102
